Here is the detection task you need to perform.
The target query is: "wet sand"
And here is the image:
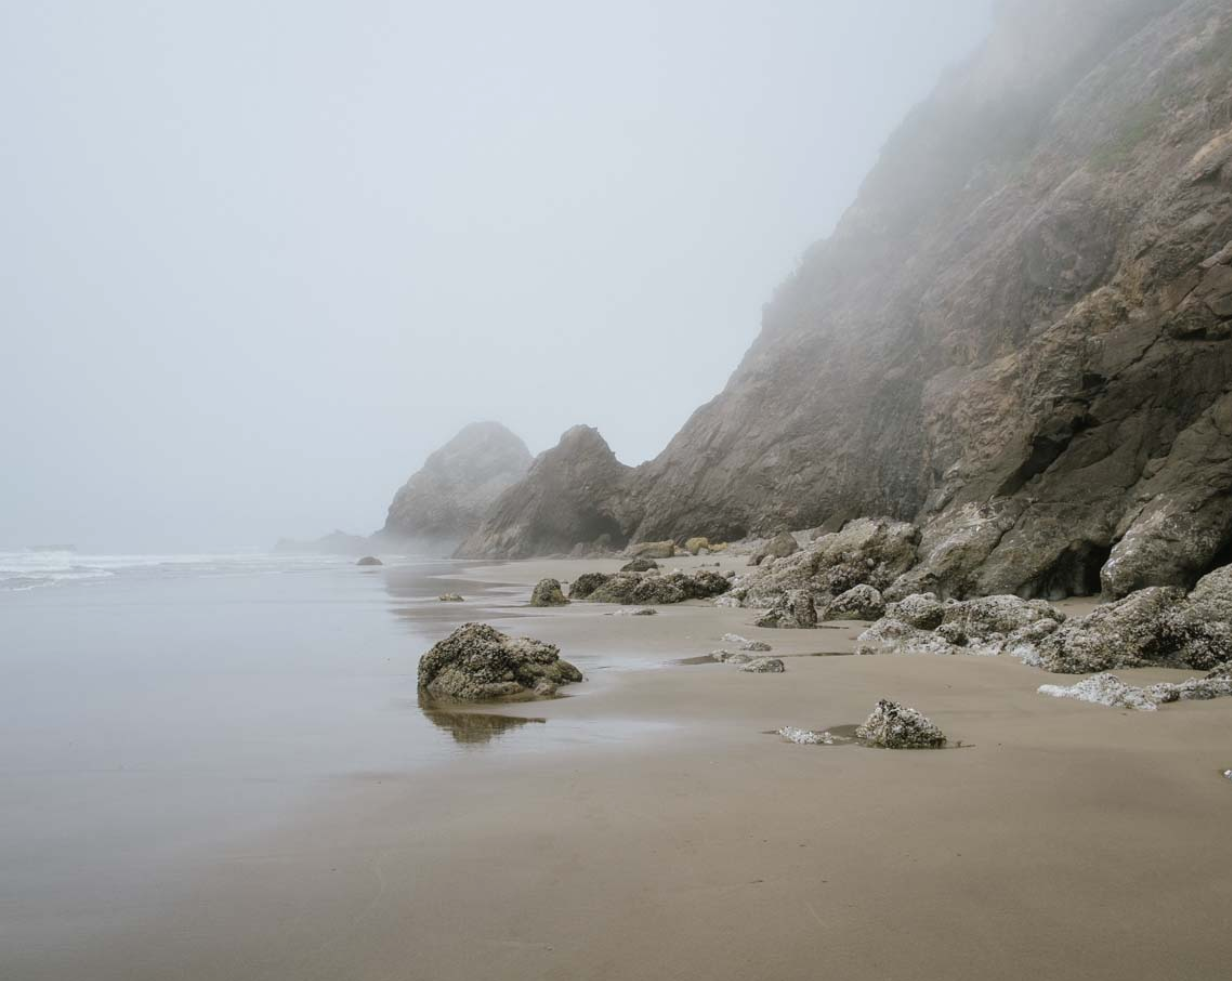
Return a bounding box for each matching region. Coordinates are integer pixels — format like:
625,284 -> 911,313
17,556 -> 1232,980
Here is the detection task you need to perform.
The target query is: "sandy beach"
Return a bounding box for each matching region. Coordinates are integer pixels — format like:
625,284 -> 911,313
10,553 -> 1229,981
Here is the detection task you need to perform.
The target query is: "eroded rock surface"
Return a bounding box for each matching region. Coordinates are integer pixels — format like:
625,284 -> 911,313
418,623 -> 583,700
739,657 -> 786,673
855,700 -> 947,749
452,3 -> 1232,605
1039,669 -> 1232,711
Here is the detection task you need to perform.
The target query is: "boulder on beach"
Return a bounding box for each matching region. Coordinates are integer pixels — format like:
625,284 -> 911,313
754,589 -> 817,629
438,593 -> 464,602
628,540 -> 676,559
825,584 -> 885,621
356,555 -> 383,566
739,657 -> 785,673
620,557 -> 659,573
684,537 -> 711,555
530,578 -> 569,607
855,699 -> 947,749
585,569 -> 731,606
885,592 -> 947,630
418,623 -> 582,700
568,572 -> 613,600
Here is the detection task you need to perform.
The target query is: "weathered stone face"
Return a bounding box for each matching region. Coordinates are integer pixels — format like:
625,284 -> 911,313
417,623 -> 582,701
450,4 -> 1232,602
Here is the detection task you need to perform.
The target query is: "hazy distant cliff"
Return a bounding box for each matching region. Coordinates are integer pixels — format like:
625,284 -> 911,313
462,0 -> 1232,598
382,422 -> 531,546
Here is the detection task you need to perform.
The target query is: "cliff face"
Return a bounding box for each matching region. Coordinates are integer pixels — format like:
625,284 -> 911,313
463,0 -> 1232,598
454,426 -> 634,559
382,421 -> 531,546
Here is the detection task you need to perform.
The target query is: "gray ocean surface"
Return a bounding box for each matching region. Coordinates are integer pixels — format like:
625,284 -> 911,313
0,550 -> 627,964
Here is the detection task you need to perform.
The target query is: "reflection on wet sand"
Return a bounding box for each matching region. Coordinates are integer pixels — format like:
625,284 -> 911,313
419,694 -> 546,746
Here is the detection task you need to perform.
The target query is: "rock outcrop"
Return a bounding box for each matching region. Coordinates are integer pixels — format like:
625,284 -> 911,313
383,422 -> 531,548
455,426 -> 634,559
450,2 -> 1232,603
754,589 -> 818,629
858,564 -> 1232,671
1038,668 -> 1232,710
417,623 -> 583,700
582,569 -> 731,606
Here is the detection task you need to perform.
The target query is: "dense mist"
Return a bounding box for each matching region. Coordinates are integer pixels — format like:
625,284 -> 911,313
0,0 -> 993,551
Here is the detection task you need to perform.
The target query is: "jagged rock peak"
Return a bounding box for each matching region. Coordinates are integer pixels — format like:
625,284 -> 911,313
382,421 -> 532,546
454,425 -> 635,559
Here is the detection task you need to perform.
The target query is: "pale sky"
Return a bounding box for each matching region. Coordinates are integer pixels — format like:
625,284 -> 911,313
1,0 -> 994,551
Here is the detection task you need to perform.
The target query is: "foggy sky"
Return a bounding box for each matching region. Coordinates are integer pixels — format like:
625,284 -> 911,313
1,1 -> 993,551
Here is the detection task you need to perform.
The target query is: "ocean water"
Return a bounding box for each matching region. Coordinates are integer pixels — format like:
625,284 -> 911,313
0,551 -> 615,958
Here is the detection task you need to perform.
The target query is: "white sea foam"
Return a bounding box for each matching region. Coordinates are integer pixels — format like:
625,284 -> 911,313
0,550 -> 367,591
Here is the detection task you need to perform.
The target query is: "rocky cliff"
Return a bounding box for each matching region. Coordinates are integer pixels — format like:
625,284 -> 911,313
382,421 -> 531,547
454,425 -> 634,558
462,0 -> 1232,599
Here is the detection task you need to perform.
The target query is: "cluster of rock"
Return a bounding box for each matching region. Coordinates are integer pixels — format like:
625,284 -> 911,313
1038,666 -> 1232,712
855,564 -> 1232,675
729,519 -> 918,624
569,569 -> 731,606
856,593 -> 1066,659
417,623 -> 583,700
778,726 -> 837,745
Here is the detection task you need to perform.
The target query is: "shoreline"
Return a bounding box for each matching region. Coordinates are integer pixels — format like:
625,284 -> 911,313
20,556 -> 1232,981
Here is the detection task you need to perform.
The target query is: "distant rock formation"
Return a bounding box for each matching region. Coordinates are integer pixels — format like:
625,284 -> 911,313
455,426 -> 634,559
382,422 -> 531,548
451,0 -> 1232,602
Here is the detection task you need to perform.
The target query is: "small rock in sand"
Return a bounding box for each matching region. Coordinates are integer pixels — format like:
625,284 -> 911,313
710,650 -> 752,664
856,699 -> 947,748
438,592 -> 464,602
778,726 -> 834,745
612,607 -> 657,616
356,555 -> 383,566
1037,670 -> 1232,712
739,657 -> 785,673
722,633 -> 772,651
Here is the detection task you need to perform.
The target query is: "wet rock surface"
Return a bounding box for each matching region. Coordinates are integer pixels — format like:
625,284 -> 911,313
529,578 -> 569,607
356,556 -> 383,566
418,623 -> 583,701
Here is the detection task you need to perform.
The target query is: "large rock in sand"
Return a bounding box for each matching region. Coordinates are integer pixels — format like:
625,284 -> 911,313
855,700 -> 947,749
530,578 -> 568,607
418,623 -> 582,700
